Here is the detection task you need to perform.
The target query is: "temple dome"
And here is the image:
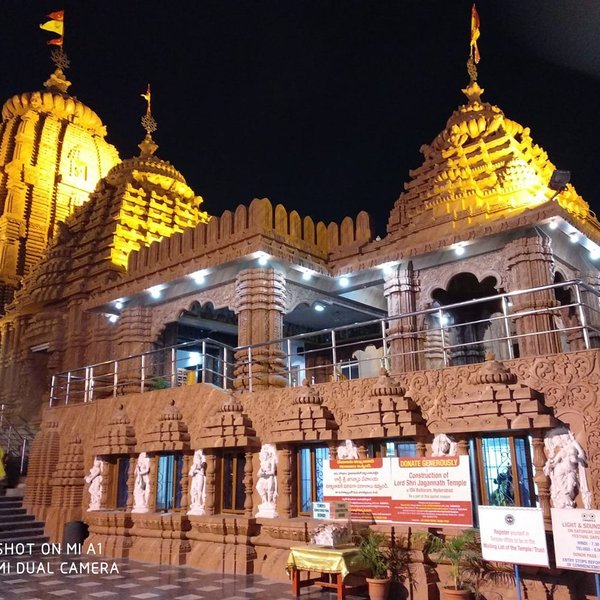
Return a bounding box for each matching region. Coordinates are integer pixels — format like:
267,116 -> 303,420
387,81 -> 590,236
9,135 -> 210,312
0,67 -> 120,312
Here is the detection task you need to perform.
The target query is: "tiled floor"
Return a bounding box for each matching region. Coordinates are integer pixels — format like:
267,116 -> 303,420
0,555 -> 369,600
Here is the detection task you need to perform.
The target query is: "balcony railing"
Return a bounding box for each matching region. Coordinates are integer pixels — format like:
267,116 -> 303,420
49,279 -> 600,405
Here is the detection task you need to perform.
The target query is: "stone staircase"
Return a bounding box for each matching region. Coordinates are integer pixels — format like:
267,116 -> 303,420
0,496 -> 48,549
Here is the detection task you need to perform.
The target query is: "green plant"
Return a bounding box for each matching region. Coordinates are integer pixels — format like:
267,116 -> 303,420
461,554 -> 515,600
422,529 -> 480,590
359,530 -> 390,580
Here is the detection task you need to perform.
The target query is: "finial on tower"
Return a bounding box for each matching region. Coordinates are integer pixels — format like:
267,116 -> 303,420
467,4 -> 481,83
40,10 -> 71,93
139,84 -> 158,156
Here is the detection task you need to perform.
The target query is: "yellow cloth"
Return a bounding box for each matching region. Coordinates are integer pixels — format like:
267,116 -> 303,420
0,447 -> 6,479
287,545 -> 368,581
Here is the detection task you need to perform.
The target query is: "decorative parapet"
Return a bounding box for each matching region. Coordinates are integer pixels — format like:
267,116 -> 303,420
345,369 -> 427,439
140,399 -> 191,452
270,382 -> 338,442
429,354 -> 558,434
94,403 -> 137,455
196,392 -> 258,448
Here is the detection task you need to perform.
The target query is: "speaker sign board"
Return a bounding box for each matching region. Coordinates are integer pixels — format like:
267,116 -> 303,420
551,508 -> 600,572
478,506 -> 549,567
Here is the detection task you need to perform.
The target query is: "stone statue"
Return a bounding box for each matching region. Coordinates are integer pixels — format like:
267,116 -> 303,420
187,449 -> 207,516
543,427 -> 592,509
337,439 -> 359,460
132,452 -> 151,513
255,443 -> 278,518
431,433 -> 458,457
84,457 -> 103,511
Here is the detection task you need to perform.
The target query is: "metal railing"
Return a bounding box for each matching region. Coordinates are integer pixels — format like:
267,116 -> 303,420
50,279 -> 600,405
0,405 -> 33,475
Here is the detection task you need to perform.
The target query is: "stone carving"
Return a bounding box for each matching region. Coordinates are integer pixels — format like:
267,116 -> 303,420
188,449 -> 207,516
543,427 -> 592,509
337,439 -> 359,460
255,443 -> 278,518
132,452 -> 151,513
431,434 -> 457,457
84,457 -> 103,512
311,522 -> 352,547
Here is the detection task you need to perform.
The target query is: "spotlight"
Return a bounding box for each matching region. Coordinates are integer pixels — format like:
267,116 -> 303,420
301,270 -> 312,281
549,220 -> 559,230
108,314 -> 119,323
190,270 -> 206,284
452,242 -> 467,256
590,248 -> 600,261
148,285 -> 162,299
339,276 -> 350,288
257,253 -> 269,266
114,299 -> 124,310
314,303 -> 325,312
570,232 -> 579,244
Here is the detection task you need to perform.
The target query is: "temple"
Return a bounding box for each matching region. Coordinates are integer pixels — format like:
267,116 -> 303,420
1,33 -> 599,600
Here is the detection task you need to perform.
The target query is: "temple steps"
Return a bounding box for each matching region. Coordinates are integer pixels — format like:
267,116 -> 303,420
0,496 -> 48,548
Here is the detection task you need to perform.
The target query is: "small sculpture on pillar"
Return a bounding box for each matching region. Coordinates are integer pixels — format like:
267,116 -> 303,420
84,457 -> 103,512
337,439 -> 359,460
543,427 -> 592,509
431,433 -> 458,457
132,452 -> 151,513
187,449 -> 207,516
255,444 -> 278,518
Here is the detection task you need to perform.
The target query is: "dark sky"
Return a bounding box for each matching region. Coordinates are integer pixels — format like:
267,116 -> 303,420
3,1 -> 600,237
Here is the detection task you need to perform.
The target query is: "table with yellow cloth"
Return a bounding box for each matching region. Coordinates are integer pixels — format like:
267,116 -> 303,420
287,545 -> 369,600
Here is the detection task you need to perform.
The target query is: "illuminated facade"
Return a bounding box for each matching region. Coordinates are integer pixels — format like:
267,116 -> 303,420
1,65 -> 600,598
0,67 -> 119,312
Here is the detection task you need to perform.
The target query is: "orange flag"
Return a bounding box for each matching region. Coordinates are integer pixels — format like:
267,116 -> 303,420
47,10 -> 64,21
40,9 -> 64,46
470,4 -> 481,64
47,37 -> 63,47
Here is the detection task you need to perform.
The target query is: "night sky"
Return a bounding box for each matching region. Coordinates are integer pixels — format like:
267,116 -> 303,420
3,1 -> 600,237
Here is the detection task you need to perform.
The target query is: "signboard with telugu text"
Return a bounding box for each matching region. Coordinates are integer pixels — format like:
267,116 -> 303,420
551,508 -> 600,572
323,458 -> 392,521
478,506 -> 549,567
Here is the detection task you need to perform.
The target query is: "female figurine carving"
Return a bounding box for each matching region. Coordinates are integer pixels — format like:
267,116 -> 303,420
543,427 -> 592,509
132,452 -> 151,513
337,439 -> 359,460
431,433 -> 458,457
256,444 -> 278,506
188,449 -> 207,515
84,457 -> 103,511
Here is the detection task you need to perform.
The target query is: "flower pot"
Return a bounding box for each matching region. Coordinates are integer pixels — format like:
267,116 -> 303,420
441,587 -> 473,600
366,576 -> 391,600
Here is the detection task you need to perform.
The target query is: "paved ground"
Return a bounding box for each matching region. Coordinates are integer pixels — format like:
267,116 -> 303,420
0,555 -> 370,600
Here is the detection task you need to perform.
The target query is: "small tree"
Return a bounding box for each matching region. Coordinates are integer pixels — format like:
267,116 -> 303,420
423,529 -> 480,590
359,530 -> 389,579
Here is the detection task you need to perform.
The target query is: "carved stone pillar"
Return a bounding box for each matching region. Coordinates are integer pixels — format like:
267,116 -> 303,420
416,440 -> 427,458
505,233 -> 561,357
532,432 -> 551,527
126,458 -> 135,511
278,444 -> 293,518
233,268 -> 287,391
180,454 -> 191,512
147,455 -> 157,512
117,307 -> 154,393
204,451 -> 217,516
457,437 -> 469,456
384,262 -> 421,374
244,450 -> 254,517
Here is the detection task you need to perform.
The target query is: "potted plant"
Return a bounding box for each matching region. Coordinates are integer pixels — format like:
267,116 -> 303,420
422,529 -> 480,600
358,530 -> 391,600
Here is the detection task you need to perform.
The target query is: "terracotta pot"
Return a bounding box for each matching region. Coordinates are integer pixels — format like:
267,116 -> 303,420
441,587 -> 473,600
366,576 -> 391,600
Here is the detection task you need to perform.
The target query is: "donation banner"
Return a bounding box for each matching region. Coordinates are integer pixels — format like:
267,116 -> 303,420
390,456 -> 473,526
551,508 -> 600,572
323,455 -> 473,525
478,506 -> 549,567
323,458 -> 392,521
